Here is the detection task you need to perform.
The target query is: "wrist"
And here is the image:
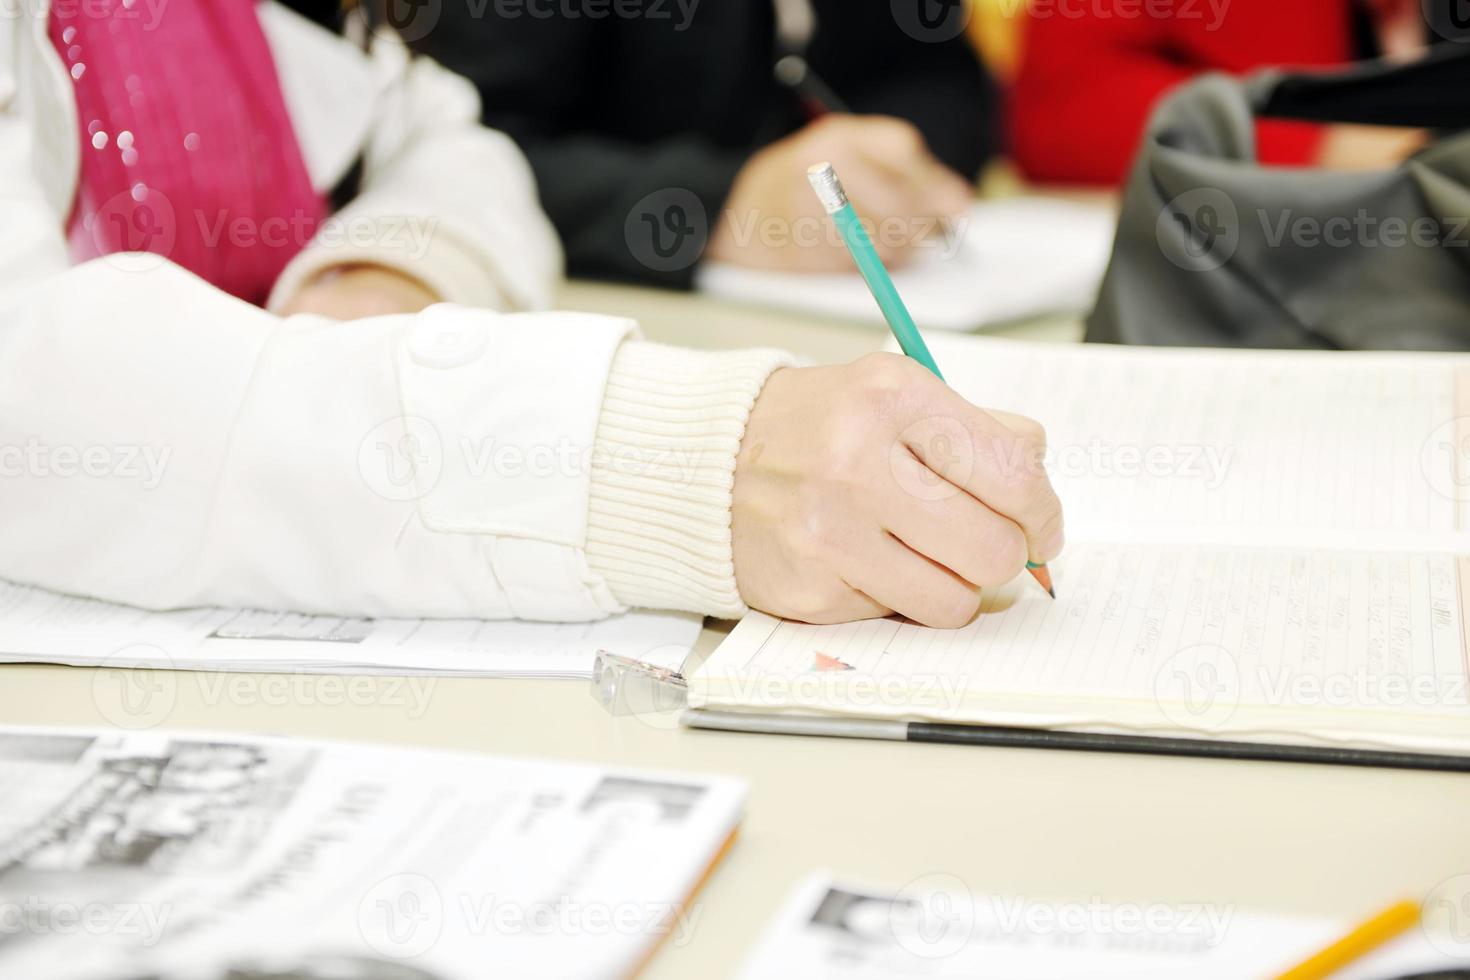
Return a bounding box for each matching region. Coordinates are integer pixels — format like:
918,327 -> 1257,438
584,340 -> 795,617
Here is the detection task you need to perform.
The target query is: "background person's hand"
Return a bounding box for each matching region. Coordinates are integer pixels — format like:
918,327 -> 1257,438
277,264 -> 439,320
706,115 -> 974,274
732,353 -> 1065,628
1315,124 -> 1427,172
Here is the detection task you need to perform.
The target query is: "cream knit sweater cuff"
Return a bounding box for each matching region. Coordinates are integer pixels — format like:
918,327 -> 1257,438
586,340 -> 795,618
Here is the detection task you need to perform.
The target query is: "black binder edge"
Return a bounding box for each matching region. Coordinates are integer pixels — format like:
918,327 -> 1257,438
680,708 -> 1470,773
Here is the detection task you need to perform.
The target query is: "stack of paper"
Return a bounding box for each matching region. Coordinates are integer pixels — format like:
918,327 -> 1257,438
0,580 -> 702,678
0,726 -> 744,980
695,198 -> 1116,331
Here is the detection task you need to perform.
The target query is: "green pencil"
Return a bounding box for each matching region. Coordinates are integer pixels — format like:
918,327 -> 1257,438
806,161 -> 1055,599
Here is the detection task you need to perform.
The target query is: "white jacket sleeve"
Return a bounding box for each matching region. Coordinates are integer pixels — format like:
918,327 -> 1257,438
0,11 -> 624,621
0,261 -> 790,620
0,14 -> 793,622
0,263 -> 645,619
263,6 -> 564,314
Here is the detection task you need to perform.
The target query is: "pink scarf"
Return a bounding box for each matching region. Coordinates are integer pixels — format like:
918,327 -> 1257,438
51,0 -> 327,306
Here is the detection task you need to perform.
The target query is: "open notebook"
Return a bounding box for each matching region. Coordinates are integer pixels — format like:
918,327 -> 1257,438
695,198 -> 1116,331
689,336 -> 1470,763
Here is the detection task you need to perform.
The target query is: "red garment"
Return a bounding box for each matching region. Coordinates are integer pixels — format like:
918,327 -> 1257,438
50,0 -> 326,305
1008,0 -> 1358,185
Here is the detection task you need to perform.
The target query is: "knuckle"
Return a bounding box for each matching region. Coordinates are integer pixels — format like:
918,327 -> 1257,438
784,584 -> 859,624
877,118 -> 923,152
854,352 -> 921,399
836,358 -> 900,421
918,586 -> 982,630
784,590 -> 831,622
805,115 -> 840,142
806,598 -> 880,626
1031,497 -> 1067,557
790,486 -> 846,557
990,433 -> 1047,494
1013,416 -> 1047,449
815,420 -> 873,481
972,526 -> 1028,586
1014,433 -> 1047,473
812,115 -> 859,149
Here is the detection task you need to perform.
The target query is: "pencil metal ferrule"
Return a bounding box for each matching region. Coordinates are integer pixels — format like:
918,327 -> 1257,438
806,162 -> 848,214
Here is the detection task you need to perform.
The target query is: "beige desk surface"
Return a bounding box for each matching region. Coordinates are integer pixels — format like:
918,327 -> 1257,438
3,282 -> 1468,979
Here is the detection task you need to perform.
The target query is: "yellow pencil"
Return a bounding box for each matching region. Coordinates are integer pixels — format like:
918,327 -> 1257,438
1272,900 -> 1420,980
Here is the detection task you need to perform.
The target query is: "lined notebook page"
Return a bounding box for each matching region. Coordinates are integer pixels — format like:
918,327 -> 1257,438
922,336 -> 1469,546
694,342 -> 1470,750
693,544 -> 1469,740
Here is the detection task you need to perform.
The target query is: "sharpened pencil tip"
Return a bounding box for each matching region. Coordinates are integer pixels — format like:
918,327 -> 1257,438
1027,563 -> 1055,599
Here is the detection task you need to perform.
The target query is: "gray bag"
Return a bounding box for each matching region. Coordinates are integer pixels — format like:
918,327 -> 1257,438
1086,47 -> 1470,350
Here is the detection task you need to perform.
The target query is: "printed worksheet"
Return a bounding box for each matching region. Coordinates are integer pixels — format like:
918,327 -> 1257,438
0,580 -> 701,678
0,727 -> 744,980
737,874 -> 1466,980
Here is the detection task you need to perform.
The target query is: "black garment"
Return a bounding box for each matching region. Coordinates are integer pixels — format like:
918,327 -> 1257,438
409,0 -> 996,287
282,0 -> 349,30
